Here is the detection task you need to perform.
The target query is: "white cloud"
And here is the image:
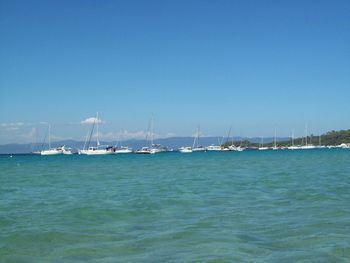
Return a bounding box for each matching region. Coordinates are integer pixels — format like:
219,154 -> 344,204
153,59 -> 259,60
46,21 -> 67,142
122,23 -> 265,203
0,122 -> 25,128
81,117 -> 104,125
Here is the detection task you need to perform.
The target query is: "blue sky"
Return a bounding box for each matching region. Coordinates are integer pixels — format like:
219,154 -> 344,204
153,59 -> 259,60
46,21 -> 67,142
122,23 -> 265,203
1,0 -> 349,143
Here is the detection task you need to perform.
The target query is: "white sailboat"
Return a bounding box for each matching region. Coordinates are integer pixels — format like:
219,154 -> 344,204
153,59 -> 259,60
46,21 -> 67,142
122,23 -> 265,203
206,134 -> 224,151
227,128 -> 237,151
136,116 -> 167,154
300,124 -> 316,150
222,126 -> 232,151
62,146 -> 74,155
272,129 -> 278,150
178,146 -> 193,153
206,144 -> 222,151
150,118 -> 167,154
288,132 -> 301,150
258,136 -> 269,150
135,147 -> 152,154
228,139 -> 245,152
114,133 -> 133,153
79,113 -> 114,155
227,129 -> 245,151
149,144 -> 168,154
40,124 -> 63,155
192,126 -> 206,152
235,145 -> 245,151
136,118 -> 153,154
339,143 -> 350,149
114,146 -> 133,154
179,126 -> 206,153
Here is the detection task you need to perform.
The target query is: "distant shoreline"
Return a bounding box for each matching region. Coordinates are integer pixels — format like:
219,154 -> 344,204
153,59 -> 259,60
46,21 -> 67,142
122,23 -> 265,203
1,129 -> 349,154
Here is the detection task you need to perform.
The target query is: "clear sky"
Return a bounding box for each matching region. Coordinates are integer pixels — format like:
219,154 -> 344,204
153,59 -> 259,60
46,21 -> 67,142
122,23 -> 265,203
1,0 -> 349,143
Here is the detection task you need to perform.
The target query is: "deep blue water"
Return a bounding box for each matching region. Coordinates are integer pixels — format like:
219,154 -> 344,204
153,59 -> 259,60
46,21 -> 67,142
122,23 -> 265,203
1,150 -> 350,262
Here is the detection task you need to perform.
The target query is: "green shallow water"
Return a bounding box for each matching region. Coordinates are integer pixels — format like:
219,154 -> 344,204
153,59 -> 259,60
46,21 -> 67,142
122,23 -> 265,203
1,150 -> 350,262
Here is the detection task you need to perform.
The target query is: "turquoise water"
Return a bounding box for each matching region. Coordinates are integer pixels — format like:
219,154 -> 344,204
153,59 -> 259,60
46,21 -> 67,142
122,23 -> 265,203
1,150 -> 350,262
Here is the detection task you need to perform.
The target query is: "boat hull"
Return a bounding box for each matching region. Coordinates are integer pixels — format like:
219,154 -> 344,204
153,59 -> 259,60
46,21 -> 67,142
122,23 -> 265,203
114,149 -> 133,154
192,147 -> 206,152
79,150 -> 114,155
179,147 -> 193,153
40,150 -> 63,155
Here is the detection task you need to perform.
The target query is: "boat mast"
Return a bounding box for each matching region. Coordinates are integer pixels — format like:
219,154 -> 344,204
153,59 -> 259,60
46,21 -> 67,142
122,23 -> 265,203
96,112 -> 100,146
41,125 -> 48,151
150,116 -> 153,146
231,129 -> 234,147
274,128 -> 277,148
197,125 -> 200,148
145,119 -> 151,147
319,134 -> 321,146
87,118 -> 96,149
83,130 -> 89,150
48,123 -> 51,149
192,127 -> 197,149
115,131 -> 120,148
225,126 -> 232,146
305,124 -> 308,146
192,125 -> 200,149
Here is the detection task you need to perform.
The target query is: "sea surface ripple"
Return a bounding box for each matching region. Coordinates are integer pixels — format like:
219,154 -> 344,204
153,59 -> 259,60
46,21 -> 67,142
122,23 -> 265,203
1,150 -> 350,262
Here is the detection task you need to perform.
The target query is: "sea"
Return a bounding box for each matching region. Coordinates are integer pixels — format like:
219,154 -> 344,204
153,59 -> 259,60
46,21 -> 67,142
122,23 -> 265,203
1,149 -> 349,262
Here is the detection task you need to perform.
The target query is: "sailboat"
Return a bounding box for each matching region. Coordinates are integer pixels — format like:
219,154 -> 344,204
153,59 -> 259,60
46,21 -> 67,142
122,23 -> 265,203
288,132 -> 301,150
206,144 -> 222,151
40,124 -> 63,155
114,146 -> 133,154
221,126 -> 232,151
228,132 -> 245,152
206,132 -> 224,151
178,126 -> 206,153
272,129 -> 278,150
79,113 -> 114,155
114,133 -> 133,153
136,117 -> 153,154
227,128 -> 237,151
178,146 -> 193,153
258,136 -> 269,150
149,117 -> 167,154
136,116 -> 167,154
62,146 -> 74,155
300,124 -> 316,150
192,126 -> 206,152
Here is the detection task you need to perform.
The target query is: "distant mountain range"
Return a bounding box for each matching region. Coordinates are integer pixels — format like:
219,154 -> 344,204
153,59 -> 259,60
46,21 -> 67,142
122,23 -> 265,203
0,136 -> 288,154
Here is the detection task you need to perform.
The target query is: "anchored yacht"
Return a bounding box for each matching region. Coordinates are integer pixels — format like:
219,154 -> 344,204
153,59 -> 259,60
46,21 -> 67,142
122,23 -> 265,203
62,146 -> 74,155
179,146 -> 193,153
258,137 -> 269,150
206,145 -> 222,151
114,146 -> 133,154
40,124 -> 63,155
79,113 -> 114,155
135,147 -> 152,154
136,116 -> 167,154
